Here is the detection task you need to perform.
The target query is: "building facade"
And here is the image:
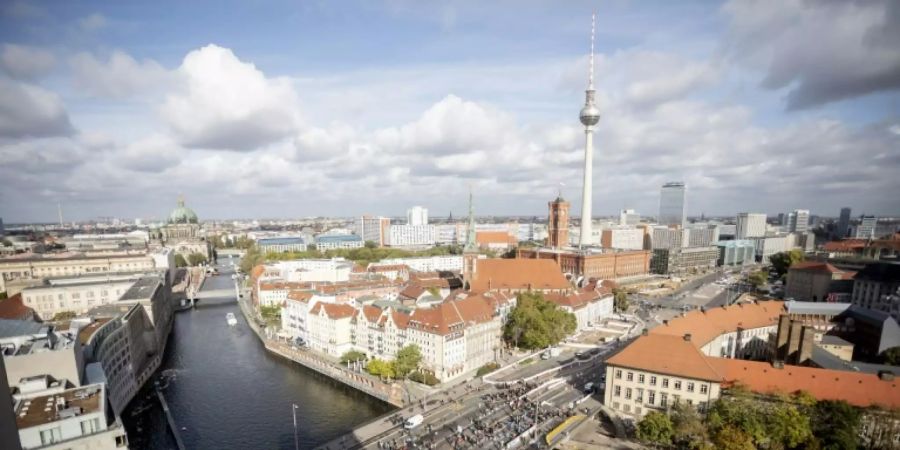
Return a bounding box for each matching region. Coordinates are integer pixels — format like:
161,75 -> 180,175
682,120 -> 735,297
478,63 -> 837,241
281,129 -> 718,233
387,225 -> 436,248
355,216 -> 391,247
716,240 -> 756,267
517,248 -> 650,281
619,209 -> 640,226
600,228 -> 644,251
257,237 -> 307,253
0,253 -> 156,296
787,209 -> 810,233
315,234 -> 364,251
856,216 -> 877,239
658,182 -> 686,227
407,206 -> 429,226
651,247 -> 718,276
736,213 -> 767,239
547,197 -> 570,249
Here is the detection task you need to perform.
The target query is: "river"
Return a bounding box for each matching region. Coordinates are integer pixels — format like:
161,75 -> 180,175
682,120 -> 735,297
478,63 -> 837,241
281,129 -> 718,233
122,259 -> 393,449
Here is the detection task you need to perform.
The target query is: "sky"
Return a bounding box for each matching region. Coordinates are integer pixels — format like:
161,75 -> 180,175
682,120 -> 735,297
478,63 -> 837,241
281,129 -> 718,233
1,0 -> 899,223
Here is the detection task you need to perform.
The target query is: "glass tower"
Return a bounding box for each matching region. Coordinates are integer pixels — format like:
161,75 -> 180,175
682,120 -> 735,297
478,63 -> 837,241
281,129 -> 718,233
658,182 -> 686,227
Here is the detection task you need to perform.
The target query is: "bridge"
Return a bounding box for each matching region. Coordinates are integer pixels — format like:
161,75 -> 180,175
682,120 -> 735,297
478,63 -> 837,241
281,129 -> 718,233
192,288 -> 238,300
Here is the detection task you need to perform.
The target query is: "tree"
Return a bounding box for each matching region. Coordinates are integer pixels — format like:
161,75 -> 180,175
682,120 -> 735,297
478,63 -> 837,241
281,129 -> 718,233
748,270 -> 768,289
188,252 -> 208,266
880,346 -> 900,365
712,426 -> 754,450
1,238 -> 11,247
503,292 -> 577,349
707,395 -> 767,446
769,249 -> 805,277
671,402 -> 710,449
366,358 -> 395,379
364,240 -> 377,249
340,350 -> 367,365
812,400 -> 860,450
52,311 -> 76,321
174,254 -> 188,268
636,411 -> 674,446
393,345 -> 422,378
768,403 -> 812,449
240,245 -> 265,274
613,288 -> 629,312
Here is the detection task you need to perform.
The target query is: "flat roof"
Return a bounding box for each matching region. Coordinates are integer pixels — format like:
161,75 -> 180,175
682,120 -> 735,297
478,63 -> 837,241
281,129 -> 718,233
0,252 -> 150,264
0,319 -> 45,339
118,277 -> 162,301
15,384 -> 103,429
77,318 -> 113,345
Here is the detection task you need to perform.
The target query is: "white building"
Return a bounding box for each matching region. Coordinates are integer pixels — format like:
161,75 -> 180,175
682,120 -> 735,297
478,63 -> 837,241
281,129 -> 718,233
651,227 -> 688,250
371,255 -> 463,273
434,224 -> 459,245
269,258 -> 353,283
407,206 -> 429,226
20,272 -> 156,320
0,252 -> 157,296
600,228 -> 644,251
787,209 -> 810,233
307,302 -> 356,357
736,213 -> 767,239
547,289 -> 614,332
1,322 -> 83,390
387,225 -> 436,247
619,209 -> 640,226
855,216 -> 877,239
315,234 -> 364,251
14,382 -> 128,450
686,225 -> 720,248
280,292 -> 338,344
752,235 -> 792,262
355,216 -> 391,247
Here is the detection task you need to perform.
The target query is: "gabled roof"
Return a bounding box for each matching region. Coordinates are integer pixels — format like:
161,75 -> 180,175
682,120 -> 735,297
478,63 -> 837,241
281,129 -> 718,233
476,231 -> 516,245
0,294 -> 34,320
310,302 -> 356,319
822,239 -> 868,252
470,259 -> 570,293
606,334 -> 724,382
650,301 -> 785,347
399,284 -> 427,299
545,289 -> 611,310
408,302 -> 464,335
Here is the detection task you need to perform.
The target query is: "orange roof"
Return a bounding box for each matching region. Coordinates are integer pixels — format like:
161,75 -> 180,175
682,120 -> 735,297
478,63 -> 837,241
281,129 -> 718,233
476,231 -> 516,245
409,302 -> 466,335
310,302 -> 356,319
607,334 -> 724,382
789,261 -> 842,273
650,301 -> 785,347
400,284 -> 428,299
359,305 -> 383,323
259,281 -> 310,291
0,294 -> 34,320
713,359 -> 900,409
545,288 -> 611,310
369,265 -> 409,272
465,291 -> 515,312
822,239 -> 867,252
287,291 -> 314,302
469,259 -> 570,293
451,295 -> 495,324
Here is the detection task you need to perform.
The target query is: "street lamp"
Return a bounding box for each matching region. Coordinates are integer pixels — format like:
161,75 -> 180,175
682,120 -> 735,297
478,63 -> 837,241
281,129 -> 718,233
292,403 -> 299,450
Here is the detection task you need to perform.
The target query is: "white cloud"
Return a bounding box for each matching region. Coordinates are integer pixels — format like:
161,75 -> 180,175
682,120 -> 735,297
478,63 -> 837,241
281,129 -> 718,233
0,78 -> 73,138
79,13 -> 107,32
161,44 -> 302,151
70,50 -> 173,98
113,134 -> 182,172
723,0 -> 900,109
0,44 -> 55,80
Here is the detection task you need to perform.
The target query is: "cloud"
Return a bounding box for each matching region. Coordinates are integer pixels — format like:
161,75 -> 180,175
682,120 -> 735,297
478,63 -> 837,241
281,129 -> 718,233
0,78 -> 73,138
723,0 -> 900,109
113,134 -> 182,172
70,50 -> 173,98
161,44 -> 301,151
79,13 -> 107,32
0,44 -> 55,80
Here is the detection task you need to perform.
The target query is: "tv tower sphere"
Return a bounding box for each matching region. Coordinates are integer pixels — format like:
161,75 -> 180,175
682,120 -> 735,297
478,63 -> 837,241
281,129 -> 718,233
580,100 -> 601,127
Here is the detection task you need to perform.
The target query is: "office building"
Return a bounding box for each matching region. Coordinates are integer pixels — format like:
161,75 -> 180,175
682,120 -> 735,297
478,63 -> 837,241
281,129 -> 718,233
315,234 -> 364,251
650,246 -> 718,276
716,240 -> 756,267
355,216 -> 391,247
686,224 -> 719,247
855,216 -> 877,239
407,206 -> 428,226
651,227 -> 687,250
736,213 -> 767,239
785,262 -> 855,302
257,237 -> 307,253
1,321 -> 84,390
20,272 -> 156,320
851,262 -> 900,321
600,228 -> 644,251
838,207 -> 851,238
786,209 -> 810,233
517,247 -> 650,281
371,255 -> 463,273
387,225 -> 436,248
0,252 -> 157,296
547,197 -> 570,249
658,182 -> 686,227
267,258 -> 353,283
619,209 -> 640,226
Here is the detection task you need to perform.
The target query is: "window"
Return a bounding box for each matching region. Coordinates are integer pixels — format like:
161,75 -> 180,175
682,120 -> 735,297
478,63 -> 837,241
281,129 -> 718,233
615,369 -> 622,379
623,404 -> 631,413
625,388 -> 632,399
687,382 -> 695,393
662,378 -> 669,388
636,388 -> 643,403
81,418 -> 101,434
700,384 -> 708,395
648,391 -> 656,405
40,428 -> 62,445
650,376 -> 657,386
614,386 -> 621,397
638,374 -> 645,384
674,380 -> 682,390
626,372 -> 633,381
660,393 -> 668,408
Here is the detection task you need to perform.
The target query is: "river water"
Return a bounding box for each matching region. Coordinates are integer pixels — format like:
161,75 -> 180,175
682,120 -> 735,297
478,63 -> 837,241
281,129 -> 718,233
123,260 -> 393,449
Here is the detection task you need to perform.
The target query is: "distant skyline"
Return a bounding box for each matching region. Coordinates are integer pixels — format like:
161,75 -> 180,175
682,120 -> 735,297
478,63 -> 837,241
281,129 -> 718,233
1,0 -> 899,222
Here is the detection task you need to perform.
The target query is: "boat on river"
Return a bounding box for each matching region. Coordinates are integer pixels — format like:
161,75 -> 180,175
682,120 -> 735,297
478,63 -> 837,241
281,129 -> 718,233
226,312 -> 237,326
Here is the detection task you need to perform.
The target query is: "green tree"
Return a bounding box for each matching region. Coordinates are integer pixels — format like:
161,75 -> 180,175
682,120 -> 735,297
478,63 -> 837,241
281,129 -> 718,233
748,270 -> 768,289
364,240 -> 377,249
340,350 -> 367,365
503,292 -> 577,349
174,254 -> 188,268
712,425 -> 754,450
769,249 -> 805,277
768,403 -> 812,449
613,288 -> 629,312
188,252 -> 208,266
51,311 -> 76,321
366,358 -> 395,379
393,345 -> 422,378
671,401 -> 710,449
880,346 -> 900,365
707,394 -> 767,446
636,411 -> 674,446
812,400 -> 860,450
1,238 -> 11,247
239,245 -> 265,274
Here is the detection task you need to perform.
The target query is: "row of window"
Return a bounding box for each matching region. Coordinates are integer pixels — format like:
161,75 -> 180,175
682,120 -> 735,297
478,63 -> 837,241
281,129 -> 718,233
615,369 -> 708,394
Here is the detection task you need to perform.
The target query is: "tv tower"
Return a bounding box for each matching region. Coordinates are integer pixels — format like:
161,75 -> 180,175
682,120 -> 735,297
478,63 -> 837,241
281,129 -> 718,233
578,12 -> 601,248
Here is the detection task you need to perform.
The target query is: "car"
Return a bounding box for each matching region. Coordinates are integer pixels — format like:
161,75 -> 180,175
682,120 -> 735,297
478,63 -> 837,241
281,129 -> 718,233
575,351 -> 590,360
583,382 -> 595,394
541,351 -> 551,360
590,348 -> 601,356
404,414 -> 424,429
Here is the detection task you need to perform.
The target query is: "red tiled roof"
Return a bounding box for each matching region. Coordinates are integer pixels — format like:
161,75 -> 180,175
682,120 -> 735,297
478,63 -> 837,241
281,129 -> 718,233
712,359 -> 900,409
469,259 -> 570,293
369,264 -> 409,272
607,334 -> 724,382
650,301 -> 784,347
310,302 -> 356,319
476,231 -> 516,245
822,240 -> 867,252
0,293 -> 34,320
287,291 -> 314,302
400,284 -> 427,299
789,261 -> 842,273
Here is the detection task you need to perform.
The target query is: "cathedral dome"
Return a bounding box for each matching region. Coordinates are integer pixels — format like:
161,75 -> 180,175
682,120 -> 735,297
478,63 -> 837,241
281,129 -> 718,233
168,197 -> 199,224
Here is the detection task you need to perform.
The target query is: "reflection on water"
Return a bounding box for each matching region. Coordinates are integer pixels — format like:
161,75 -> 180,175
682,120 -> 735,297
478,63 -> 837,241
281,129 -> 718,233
123,268 -> 393,449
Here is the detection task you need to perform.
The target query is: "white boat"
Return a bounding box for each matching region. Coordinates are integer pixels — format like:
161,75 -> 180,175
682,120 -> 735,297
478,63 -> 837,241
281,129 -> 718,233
226,312 -> 237,326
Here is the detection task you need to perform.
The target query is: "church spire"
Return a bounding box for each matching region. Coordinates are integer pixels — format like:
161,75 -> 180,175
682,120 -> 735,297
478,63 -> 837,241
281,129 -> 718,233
464,186 -> 477,252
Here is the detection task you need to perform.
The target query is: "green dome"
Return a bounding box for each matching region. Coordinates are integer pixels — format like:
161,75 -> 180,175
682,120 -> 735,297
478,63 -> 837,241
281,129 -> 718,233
168,197 -> 199,224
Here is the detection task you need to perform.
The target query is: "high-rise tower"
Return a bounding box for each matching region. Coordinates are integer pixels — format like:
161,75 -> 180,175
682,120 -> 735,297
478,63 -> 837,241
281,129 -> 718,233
578,13 -> 601,248
548,195 -> 570,248
463,187 -> 478,287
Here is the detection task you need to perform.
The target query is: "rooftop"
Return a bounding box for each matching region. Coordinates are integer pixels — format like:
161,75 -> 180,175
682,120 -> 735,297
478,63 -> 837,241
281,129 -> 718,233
258,237 -> 305,245
118,277 -> 162,301
607,333 -> 724,382
0,318 -> 45,339
470,259 -> 571,293
650,301 -> 785,347
0,293 -> 34,320
77,318 -> 113,345
316,234 -> 363,243
15,384 -> 104,429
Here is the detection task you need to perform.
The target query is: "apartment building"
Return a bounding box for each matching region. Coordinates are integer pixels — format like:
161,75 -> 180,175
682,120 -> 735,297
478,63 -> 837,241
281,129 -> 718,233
20,272 -> 154,320
1,322 -> 84,390
370,255 -> 463,272
0,252 -> 156,295
600,228 -> 644,251
387,225 -> 436,248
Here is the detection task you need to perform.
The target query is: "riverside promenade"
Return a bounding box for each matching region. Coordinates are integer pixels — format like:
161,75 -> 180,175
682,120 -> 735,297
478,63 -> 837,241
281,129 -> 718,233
236,294 -> 409,407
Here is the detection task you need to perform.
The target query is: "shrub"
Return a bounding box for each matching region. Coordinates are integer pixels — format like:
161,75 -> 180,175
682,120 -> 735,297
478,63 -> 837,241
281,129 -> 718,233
476,362 -> 500,377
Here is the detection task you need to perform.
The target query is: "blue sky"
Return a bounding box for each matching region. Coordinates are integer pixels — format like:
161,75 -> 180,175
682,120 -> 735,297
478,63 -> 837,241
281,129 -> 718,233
1,0 -> 898,222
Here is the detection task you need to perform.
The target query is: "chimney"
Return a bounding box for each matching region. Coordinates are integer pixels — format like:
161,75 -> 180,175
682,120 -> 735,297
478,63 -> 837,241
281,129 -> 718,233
772,360 -> 785,369
700,306 -> 706,314
683,333 -> 692,342
776,315 -> 791,361
663,320 -> 669,326
798,326 -> 815,365
878,371 -> 895,381
642,328 -> 648,336
787,320 -> 803,364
